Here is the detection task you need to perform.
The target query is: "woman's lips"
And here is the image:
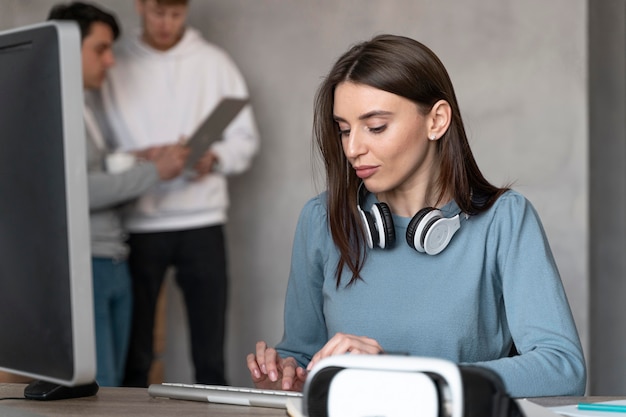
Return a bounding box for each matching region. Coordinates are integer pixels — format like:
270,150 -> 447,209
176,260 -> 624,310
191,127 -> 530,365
354,166 -> 378,179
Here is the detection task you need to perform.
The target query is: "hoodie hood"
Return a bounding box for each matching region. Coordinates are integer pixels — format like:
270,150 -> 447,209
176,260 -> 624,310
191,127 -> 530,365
126,26 -> 205,59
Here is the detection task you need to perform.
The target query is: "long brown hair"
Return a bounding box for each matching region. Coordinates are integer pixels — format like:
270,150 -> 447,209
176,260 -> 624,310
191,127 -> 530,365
313,34 -> 508,287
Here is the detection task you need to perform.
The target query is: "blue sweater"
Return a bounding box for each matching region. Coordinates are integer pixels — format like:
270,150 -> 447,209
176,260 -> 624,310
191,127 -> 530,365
276,190 -> 586,397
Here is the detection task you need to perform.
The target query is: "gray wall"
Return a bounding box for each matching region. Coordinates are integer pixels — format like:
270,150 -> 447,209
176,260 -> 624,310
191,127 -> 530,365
1,0 -> 594,391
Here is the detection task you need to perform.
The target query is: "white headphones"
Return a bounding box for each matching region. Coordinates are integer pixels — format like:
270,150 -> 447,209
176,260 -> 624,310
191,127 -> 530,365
357,183 -> 461,255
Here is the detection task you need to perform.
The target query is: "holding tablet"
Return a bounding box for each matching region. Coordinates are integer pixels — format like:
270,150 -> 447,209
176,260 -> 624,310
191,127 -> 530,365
184,97 -> 249,173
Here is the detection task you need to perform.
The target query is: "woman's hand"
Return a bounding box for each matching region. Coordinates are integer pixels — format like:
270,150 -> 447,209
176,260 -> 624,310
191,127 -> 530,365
306,332 -> 383,371
246,341 -> 307,392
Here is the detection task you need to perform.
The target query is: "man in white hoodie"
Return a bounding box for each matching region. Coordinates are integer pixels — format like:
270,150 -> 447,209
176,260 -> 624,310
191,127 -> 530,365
100,0 -> 260,387
47,1 -> 189,387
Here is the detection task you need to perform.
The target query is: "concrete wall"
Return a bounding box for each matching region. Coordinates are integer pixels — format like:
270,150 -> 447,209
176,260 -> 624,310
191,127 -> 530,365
1,0 -> 591,391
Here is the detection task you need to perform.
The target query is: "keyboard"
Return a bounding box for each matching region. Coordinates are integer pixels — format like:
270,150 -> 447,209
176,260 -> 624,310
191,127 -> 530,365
148,382 -> 303,409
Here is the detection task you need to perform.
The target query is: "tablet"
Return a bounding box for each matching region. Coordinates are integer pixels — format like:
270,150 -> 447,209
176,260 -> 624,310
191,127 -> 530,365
185,97 -> 249,170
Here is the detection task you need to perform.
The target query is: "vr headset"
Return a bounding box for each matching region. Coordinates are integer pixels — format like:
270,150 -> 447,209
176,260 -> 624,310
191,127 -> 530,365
301,355 -> 524,417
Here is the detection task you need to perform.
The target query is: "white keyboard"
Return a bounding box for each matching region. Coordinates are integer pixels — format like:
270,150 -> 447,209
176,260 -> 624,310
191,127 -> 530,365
148,382 -> 303,409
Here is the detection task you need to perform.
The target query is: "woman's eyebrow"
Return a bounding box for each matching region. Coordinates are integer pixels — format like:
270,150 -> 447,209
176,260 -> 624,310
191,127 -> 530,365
333,110 -> 393,123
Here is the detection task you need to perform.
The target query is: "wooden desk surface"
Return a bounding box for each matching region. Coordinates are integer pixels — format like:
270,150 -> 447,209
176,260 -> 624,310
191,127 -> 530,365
530,396 -> 623,407
1,383 -> 623,416
0,384 -> 285,417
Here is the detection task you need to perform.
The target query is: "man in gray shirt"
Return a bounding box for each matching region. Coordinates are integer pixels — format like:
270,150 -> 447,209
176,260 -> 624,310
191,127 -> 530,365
47,1 -> 188,387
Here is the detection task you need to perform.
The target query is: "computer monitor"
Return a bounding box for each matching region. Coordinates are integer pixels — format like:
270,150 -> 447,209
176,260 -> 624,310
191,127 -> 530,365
0,22 -> 98,399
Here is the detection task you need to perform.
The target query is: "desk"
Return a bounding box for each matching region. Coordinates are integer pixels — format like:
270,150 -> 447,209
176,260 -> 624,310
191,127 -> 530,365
1,383 -> 623,416
0,384 -> 284,417
530,396 -> 622,407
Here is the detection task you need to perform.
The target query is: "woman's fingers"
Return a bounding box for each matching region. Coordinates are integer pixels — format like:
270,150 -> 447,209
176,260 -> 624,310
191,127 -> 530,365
307,333 -> 383,370
254,341 -> 270,375
247,343 -> 306,392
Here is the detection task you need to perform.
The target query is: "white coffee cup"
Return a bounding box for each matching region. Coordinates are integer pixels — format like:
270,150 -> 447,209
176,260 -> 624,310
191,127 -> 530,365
106,152 -> 136,174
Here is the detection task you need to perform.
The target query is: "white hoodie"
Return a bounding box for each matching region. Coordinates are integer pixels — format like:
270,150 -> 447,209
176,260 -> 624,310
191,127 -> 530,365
101,27 -> 259,232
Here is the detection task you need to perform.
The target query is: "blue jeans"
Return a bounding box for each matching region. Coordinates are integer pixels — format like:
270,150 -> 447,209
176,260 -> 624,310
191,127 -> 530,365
92,258 -> 132,387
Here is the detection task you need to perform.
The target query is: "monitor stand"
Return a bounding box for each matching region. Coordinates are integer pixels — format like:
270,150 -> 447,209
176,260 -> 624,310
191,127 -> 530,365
23,380 -> 99,401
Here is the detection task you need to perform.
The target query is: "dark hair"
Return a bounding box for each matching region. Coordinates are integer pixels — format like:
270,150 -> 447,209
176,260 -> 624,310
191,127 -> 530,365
313,34 -> 508,286
47,2 -> 120,41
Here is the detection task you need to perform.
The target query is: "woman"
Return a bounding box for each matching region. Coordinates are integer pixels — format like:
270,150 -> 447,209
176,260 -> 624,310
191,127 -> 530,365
247,34 -> 586,397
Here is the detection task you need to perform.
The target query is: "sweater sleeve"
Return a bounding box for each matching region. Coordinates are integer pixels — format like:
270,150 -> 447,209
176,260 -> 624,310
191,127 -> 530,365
88,162 -> 159,211
472,193 -> 587,396
275,196 -> 330,367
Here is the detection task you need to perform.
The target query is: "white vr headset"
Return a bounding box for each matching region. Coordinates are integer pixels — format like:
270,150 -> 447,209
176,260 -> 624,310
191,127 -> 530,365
300,354 -> 522,417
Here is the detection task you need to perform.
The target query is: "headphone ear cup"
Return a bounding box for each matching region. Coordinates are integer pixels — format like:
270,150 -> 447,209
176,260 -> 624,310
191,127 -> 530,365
371,202 -> 395,249
421,214 -> 461,255
359,208 -> 378,249
406,208 -> 435,252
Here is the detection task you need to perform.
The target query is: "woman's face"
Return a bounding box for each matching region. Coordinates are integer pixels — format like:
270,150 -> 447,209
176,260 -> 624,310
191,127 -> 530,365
334,82 -> 437,196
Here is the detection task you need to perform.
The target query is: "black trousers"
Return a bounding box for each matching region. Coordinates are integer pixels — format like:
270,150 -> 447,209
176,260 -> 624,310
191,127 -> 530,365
123,225 -> 228,387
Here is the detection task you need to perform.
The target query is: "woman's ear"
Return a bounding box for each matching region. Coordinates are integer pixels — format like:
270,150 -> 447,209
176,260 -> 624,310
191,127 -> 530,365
427,100 -> 452,141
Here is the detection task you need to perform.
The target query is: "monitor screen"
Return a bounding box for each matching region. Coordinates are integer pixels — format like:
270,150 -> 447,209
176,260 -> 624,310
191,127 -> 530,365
0,21 -> 97,396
